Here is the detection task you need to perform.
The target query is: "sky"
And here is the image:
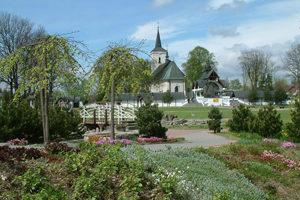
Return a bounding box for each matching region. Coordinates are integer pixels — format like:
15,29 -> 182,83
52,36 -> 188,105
1,0 -> 300,79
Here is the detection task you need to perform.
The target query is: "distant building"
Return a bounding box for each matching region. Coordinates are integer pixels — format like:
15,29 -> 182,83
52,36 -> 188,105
150,28 -> 186,94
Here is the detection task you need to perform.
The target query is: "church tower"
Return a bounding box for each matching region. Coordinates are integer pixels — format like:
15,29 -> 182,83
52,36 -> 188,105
150,27 -> 168,70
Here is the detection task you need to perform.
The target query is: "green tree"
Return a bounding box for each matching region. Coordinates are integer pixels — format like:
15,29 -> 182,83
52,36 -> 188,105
274,80 -> 288,105
135,102 -> 167,138
0,35 -> 83,144
0,12 -> 46,95
162,90 -> 174,106
286,100 -> 300,142
229,79 -> 242,90
183,46 -> 217,86
208,107 -> 222,133
252,105 -> 283,137
91,44 -> 151,139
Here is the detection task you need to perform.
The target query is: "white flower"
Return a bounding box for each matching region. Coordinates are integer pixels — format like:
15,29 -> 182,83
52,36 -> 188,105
1,175 -> 7,181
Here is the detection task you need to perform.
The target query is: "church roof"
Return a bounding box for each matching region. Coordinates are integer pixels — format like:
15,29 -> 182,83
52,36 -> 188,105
153,60 -> 185,81
151,28 -> 167,52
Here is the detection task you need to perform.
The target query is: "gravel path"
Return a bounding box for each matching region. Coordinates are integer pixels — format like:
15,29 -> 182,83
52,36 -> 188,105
143,129 -> 235,151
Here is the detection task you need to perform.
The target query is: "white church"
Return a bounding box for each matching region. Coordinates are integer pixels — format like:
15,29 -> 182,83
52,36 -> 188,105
150,28 -> 186,94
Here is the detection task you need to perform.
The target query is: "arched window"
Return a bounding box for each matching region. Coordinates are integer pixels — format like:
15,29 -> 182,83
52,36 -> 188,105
158,57 -> 161,63
174,86 -> 179,92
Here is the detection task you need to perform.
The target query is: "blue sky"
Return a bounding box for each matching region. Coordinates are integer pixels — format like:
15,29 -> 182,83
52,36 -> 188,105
1,0 -> 300,79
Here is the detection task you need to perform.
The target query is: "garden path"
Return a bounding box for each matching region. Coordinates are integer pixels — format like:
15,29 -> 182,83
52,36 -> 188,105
143,129 -> 235,151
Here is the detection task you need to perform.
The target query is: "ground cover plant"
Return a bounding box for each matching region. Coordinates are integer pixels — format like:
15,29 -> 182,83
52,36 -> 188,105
202,132 -> 300,200
0,143 -> 193,200
133,147 -> 267,200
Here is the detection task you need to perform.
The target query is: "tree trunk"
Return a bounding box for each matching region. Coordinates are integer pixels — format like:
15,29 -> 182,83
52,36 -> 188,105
110,78 -> 115,140
40,89 -> 49,144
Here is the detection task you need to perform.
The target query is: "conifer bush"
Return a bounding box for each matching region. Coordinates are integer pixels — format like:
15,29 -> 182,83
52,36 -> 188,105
252,105 -> 283,138
228,105 -> 254,132
208,107 -> 222,133
285,100 -> 300,142
135,102 -> 167,138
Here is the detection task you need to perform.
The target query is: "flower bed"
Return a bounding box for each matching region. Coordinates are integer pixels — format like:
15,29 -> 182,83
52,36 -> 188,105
261,150 -> 300,170
95,138 -> 132,145
7,138 -> 28,146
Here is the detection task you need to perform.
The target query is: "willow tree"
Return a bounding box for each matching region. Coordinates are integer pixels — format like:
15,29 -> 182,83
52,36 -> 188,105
0,35 -> 83,144
92,44 -> 151,139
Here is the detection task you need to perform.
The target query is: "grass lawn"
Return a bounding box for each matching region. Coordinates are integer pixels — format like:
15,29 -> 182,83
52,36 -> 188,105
160,106 -> 292,123
198,132 -> 300,200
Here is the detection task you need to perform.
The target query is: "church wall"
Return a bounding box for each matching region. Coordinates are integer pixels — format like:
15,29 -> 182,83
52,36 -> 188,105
150,81 -> 170,93
170,81 -> 185,93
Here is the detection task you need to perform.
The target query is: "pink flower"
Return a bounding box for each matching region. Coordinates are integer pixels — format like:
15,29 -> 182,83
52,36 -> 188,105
281,141 -> 296,149
137,137 -> 163,143
261,150 -> 300,170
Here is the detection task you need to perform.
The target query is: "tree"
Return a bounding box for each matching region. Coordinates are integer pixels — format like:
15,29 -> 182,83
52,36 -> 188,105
0,12 -> 45,95
284,43 -> 300,89
229,79 -> 242,90
183,46 -> 217,86
208,107 -> 222,133
286,100 -> 300,142
239,49 -> 274,91
274,79 -> 288,105
252,105 -> 283,137
135,102 -> 167,138
1,35 -> 83,144
162,90 -> 174,106
91,44 -> 151,139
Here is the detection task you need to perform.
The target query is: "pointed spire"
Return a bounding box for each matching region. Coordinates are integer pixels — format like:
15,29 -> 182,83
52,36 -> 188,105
155,26 -> 162,48
151,25 -> 167,53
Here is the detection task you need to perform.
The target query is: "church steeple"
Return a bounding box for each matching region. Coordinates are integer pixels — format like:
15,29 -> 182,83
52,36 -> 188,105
150,26 -> 168,70
155,27 -> 162,49
151,26 -> 167,53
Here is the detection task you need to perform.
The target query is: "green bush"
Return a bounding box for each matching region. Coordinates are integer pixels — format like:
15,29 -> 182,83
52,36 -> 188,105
228,105 -> 254,132
0,98 -> 82,143
208,107 -> 222,133
135,102 -> 167,138
251,105 -> 282,138
49,107 -> 82,140
285,100 -> 300,142
0,100 -> 42,143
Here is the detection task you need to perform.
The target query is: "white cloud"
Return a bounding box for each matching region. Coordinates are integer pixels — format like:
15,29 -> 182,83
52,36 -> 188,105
168,13 -> 300,79
153,0 -> 173,7
209,0 -> 254,10
131,19 -> 185,41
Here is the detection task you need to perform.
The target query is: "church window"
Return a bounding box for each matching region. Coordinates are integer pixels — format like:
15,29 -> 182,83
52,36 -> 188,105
158,57 -> 161,63
175,86 -> 179,92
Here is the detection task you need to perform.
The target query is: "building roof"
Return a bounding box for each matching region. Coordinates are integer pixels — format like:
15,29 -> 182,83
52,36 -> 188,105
153,60 -> 185,81
151,28 -> 167,53
195,69 -> 227,88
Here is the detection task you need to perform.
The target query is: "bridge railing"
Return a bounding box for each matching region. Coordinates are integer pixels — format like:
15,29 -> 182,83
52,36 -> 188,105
80,104 -> 137,125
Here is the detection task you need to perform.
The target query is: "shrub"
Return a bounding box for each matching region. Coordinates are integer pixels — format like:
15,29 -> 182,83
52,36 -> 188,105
252,105 -> 282,138
285,100 -> 300,142
0,97 -> 82,143
135,102 -> 167,138
228,105 -> 254,132
162,90 -> 174,105
208,107 -> 222,133
0,100 -> 42,143
49,107 -> 82,141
